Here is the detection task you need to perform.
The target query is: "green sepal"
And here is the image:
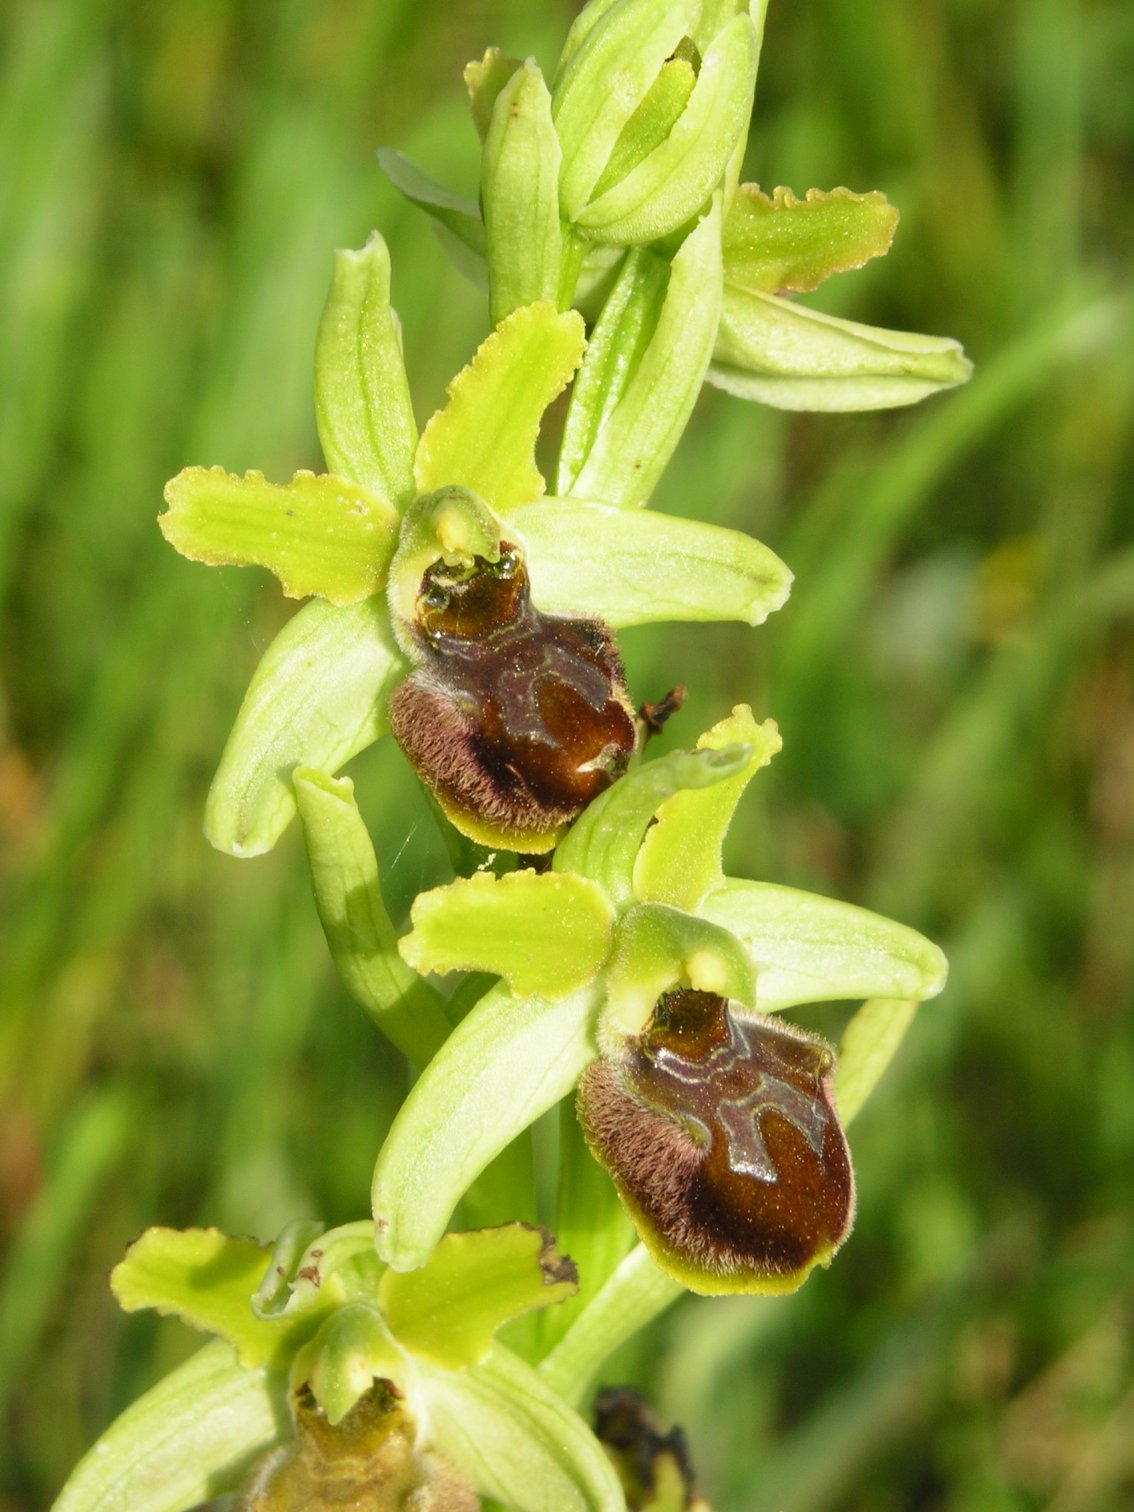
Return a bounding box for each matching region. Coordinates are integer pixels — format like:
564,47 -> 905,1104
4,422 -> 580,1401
514,497 -> 791,629
314,232 -> 418,503
723,185 -> 899,294
400,870 -> 614,1000
53,1340 -> 287,1512
602,902 -> 758,1040
205,598 -> 406,857
111,1228 -> 312,1370
563,199 -> 723,506
835,997 -> 920,1127
387,485 -> 505,653
376,147 -> 486,267
413,303 -> 585,513
574,16 -> 755,245
553,0 -> 699,221
709,285 -> 973,411
698,879 -> 949,1011
589,41 -> 698,202
482,60 -> 563,325
633,706 -> 780,910
379,1225 -> 578,1370
372,982 -> 600,1271
554,744 -> 753,909
160,467 -> 398,604
293,767 -> 452,1066
290,1304 -> 407,1427
417,1345 -> 625,1511
465,48 -> 523,141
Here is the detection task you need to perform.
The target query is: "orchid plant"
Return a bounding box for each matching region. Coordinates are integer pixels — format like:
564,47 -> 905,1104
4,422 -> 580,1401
56,2 -> 969,1508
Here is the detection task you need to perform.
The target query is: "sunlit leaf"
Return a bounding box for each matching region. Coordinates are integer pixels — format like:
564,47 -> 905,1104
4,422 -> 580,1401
723,185 -> 898,294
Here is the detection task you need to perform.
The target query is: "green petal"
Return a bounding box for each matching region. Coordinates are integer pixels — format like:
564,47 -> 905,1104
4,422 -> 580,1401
574,16 -> 756,245
413,303 -> 585,513
588,42 -> 698,202
514,497 -> 791,629
835,997 -> 920,1127
111,1229 -> 309,1370
465,48 -> 523,142
418,1345 -> 624,1511
54,1340 -> 286,1512
379,1225 -> 577,1370
698,879 -> 949,1011
252,1221 -> 383,1324
293,767 -> 452,1065
376,147 -> 486,265
602,902 -> 758,1040
553,744 -> 753,909
400,870 -> 614,1000
562,200 -> 723,507
723,185 -> 899,294
314,232 -> 418,502
159,467 -> 398,604
372,982 -> 600,1272
709,284 -> 973,411
482,60 -> 563,325
205,598 -> 406,857
553,0 -> 699,220
633,705 -> 780,910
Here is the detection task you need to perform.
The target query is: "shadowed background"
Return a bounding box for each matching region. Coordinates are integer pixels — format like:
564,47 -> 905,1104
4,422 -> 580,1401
2,0 -> 1133,1507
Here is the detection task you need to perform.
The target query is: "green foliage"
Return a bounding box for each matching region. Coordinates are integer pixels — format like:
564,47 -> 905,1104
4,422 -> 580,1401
3,0 -> 1133,1509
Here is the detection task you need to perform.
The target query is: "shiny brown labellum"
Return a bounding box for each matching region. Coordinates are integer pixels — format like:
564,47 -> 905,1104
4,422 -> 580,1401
389,544 -> 636,850
579,990 -> 855,1294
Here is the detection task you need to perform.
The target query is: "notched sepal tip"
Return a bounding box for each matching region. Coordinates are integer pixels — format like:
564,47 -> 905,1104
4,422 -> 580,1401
579,990 -> 855,1295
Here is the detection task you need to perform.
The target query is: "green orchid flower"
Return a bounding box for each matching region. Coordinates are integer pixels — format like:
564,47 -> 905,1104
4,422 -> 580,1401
353,704 -> 945,1299
160,231 -> 791,858
55,1220 -> 626,1512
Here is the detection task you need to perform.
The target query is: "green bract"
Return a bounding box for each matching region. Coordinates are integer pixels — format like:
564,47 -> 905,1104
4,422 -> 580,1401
57,1221 -> 623,1512
161,234 -> 793,857
368,706 -> 947,1289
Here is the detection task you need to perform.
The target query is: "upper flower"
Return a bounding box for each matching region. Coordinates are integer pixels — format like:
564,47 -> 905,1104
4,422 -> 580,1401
160,231 -> 792,856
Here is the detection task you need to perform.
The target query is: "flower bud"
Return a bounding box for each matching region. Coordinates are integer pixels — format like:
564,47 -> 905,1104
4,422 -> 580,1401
389,541 -> 636,851
579,989 -> 855,1294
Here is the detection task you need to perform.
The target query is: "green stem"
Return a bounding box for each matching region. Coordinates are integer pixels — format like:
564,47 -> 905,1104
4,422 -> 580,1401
537,1244 -> 684,1407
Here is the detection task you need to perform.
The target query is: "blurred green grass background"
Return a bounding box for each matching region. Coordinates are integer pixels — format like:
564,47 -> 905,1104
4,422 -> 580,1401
2,0 -> 1133,1507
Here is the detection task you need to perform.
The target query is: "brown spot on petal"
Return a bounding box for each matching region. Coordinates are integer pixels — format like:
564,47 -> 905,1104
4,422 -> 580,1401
390,544 -> 635,848
578,990 -> 855,1293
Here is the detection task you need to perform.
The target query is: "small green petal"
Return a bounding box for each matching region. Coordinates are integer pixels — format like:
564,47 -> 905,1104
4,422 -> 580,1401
205,598 -> 406,857
482,60 -> 563,325
293,767 -> 452,1066
564,199 -> 723,507
54,1340 -> 286,1512
574,15 -> 756,245
602,902 -> 757,1040
589,42 -> 698,202
413,303 -> 585,513
835,997 -> 920,1127
314,232 -> 418,502
376,147 -> 487,267
723,185 -> 899,294
417,1345 -> 625,1511
514,497 -> 791,629
553,0 -> 699,220
633,706 -> 780,910
111,1228 -> 307,1369
698,879 -> 949,1011
160,467 -> 398,604
400,870 -> 614,1000
372,983 -> 600,1272
709,285 -> 973,411
554,744 -> 753,909
465,48 -> 523,141
379,1225 -> 577,1370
